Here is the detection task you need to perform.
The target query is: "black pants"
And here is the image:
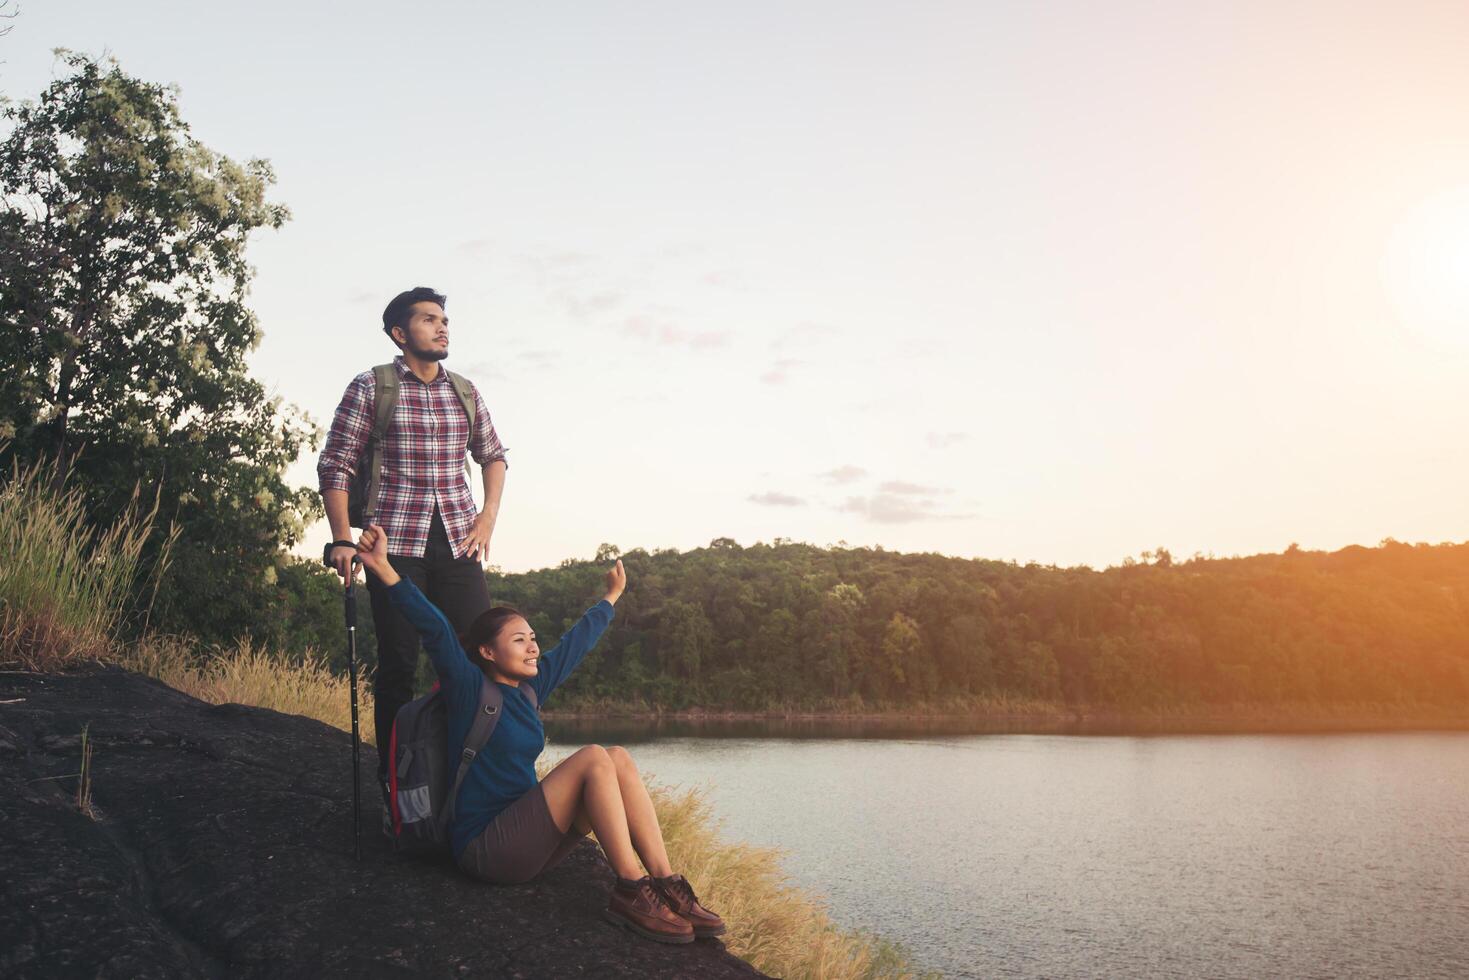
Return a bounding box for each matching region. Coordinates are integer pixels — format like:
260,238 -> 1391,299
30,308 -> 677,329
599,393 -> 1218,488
365,508 -> 491,779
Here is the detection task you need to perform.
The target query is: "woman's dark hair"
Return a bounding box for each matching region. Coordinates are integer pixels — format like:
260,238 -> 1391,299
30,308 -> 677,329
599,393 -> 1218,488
382,286 -> 447,342
458,605 -> 524,670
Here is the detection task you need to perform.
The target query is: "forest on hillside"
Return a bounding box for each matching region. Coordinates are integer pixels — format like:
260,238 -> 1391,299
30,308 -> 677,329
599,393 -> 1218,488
469,537 -> 1469,713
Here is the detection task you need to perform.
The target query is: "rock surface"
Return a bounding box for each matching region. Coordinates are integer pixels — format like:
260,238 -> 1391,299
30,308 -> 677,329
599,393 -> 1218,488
0,667 -> 765,979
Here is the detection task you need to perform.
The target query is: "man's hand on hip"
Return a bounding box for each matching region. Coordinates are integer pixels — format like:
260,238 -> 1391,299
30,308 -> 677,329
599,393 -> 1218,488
461,512 -> 495,563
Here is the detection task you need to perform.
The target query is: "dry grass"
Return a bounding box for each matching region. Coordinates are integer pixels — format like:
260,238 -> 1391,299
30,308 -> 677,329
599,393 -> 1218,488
3,454 -> 928,979
647,780 -> 930,978
123,631 -> 925,978
123,633 -> 376,744
0,454 -> 173,670
76,723 -> 97,820
536,756 -> 933,979
551,690 -> 1069,721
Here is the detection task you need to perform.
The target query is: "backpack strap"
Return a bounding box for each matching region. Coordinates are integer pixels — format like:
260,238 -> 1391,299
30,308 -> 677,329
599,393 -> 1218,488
442,678 -> 539,828
444,369 -> 478,445
362,364 -> 400,522
444,369 -> 478,487
443,678 -> 503,828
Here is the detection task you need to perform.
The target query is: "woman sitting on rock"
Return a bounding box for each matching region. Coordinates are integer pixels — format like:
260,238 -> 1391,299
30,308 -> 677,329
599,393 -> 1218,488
354,523 -> 724,945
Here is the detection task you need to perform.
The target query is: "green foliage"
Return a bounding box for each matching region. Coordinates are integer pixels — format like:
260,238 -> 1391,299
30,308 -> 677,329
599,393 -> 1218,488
486,537 -> 1469,713
658,598 -> 712,682
264,557 -> 379,672
0,49 -> 320,646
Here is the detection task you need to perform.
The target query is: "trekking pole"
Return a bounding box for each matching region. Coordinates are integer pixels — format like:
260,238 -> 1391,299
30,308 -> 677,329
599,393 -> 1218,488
345,555 -> 363,862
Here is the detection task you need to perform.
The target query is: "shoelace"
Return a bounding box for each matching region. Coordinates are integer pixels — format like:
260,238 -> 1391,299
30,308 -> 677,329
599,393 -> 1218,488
662,876 -> 701,911
629,879 -> 666,912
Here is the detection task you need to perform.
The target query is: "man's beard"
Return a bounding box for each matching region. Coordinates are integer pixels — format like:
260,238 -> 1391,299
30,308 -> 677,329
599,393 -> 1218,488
406,339 -> 448,362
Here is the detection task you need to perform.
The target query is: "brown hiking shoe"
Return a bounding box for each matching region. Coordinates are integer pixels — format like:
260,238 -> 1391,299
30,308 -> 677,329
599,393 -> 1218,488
603,875 -> 695,944
653,873 -> 727,938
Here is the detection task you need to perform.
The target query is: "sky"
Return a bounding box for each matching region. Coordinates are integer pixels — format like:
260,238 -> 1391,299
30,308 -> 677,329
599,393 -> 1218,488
3,1 -> 1467,573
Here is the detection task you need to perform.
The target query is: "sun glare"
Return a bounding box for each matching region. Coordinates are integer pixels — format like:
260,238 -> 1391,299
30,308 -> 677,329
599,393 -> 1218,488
1382,185 -> 1469,348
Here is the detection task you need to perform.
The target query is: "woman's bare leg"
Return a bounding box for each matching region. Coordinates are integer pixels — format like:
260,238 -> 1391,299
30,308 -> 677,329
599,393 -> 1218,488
540,744 -> 643,879
605,745 -> 673,878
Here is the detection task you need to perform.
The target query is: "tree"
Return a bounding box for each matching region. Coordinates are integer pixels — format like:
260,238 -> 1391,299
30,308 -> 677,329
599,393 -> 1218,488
0,49 -> 319,644
753,607 -> 799,697
657,599 -> 712,683
879,612 -> 929,699
1005,640 -> 1062,699
939,614 -> 993,693
813,582 -> 863,698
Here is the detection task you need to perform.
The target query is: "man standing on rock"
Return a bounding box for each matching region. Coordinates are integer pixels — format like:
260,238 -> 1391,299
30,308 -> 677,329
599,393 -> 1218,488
317,286 -> 509,809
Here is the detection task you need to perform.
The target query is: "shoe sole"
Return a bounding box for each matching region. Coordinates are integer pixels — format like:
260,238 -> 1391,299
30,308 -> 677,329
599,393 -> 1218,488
691,923 -> 727,938
601,907 -> 695,944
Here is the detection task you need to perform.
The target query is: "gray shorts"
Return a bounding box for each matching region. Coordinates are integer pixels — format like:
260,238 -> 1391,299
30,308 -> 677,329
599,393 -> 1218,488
456,782 -> 588,885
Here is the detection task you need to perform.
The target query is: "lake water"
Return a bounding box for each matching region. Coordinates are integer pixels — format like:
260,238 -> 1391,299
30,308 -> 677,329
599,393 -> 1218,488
543,723 -> 1469,979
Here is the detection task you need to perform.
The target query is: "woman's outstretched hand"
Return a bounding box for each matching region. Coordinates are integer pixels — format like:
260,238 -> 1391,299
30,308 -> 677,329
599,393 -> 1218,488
603,558 -> 627,606
356,524 -> 400,587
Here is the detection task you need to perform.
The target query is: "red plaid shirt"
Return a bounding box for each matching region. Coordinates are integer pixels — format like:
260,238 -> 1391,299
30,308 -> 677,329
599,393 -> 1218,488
317,356 -> 508,558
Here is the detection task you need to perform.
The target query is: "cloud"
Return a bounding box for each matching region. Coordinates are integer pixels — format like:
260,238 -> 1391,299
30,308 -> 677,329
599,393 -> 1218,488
553,289 -> 624,320
512,249 -> 598,292
837,493 -> 973,524
877,480 -> 950,496
509,250 -> 628,322
456,361 -> 507,382
760,358 -> 805,385
515,350 -> 561,369
926,431 -> 969,449
620,314 -> 729,350
703,269 -> 746,289
623,391 -> 674,405
818,465 -> 867,485
748,491 -> 806,507
891,337 -> 945,359
773,321 -> 841,349
658,240 -> 709,259
531,250 -> 595,271
837,478 -> 967,523
460,350 -> 558,379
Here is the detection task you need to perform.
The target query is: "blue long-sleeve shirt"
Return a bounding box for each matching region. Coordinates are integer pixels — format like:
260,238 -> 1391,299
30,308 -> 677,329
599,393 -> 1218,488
384,577 -> 614,858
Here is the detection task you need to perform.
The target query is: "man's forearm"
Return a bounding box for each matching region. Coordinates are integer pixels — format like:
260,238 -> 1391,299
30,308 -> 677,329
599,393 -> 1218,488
323,488 -> 352,541
479,458 -> 507,523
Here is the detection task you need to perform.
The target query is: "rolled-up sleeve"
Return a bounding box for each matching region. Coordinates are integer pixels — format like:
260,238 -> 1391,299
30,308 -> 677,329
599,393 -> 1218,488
468,383 -> 509,471
317,372 -> 375,494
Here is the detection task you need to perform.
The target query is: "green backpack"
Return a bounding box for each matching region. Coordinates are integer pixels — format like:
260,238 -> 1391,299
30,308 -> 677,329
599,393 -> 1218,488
347,363 -> 478,529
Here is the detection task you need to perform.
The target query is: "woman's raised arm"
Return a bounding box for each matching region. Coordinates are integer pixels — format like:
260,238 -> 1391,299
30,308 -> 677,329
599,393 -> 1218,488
356,524 -> 478,691
527,559 -> 626,704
